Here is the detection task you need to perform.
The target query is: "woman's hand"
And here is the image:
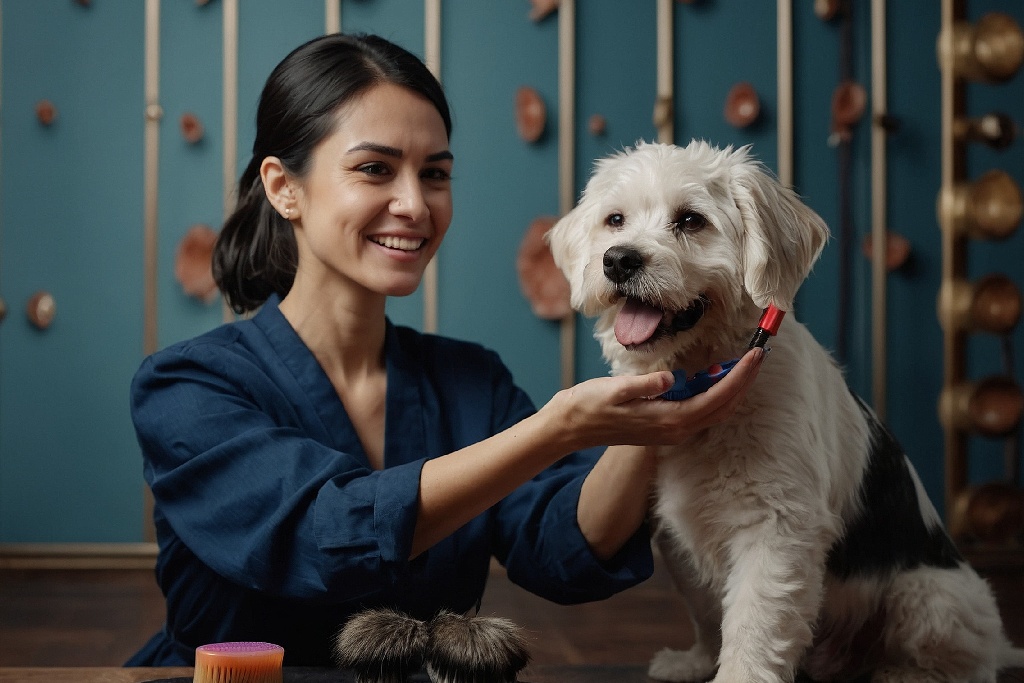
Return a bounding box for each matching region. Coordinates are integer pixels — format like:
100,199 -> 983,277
573,347 -> 765,559
547,347 -> 766,452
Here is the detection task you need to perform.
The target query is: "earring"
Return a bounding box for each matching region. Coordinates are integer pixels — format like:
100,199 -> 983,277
283,207 -> 291,219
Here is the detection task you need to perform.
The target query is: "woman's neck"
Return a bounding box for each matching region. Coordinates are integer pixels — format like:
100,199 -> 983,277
279,284 -> 387,383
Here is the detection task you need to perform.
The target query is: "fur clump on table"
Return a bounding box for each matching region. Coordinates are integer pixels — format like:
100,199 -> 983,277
334,608 -> 530,683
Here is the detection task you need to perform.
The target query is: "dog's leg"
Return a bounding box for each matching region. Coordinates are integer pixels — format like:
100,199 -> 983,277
712,525 -> 828,683
648,531 -> 721,683
869,565 -> 1007,683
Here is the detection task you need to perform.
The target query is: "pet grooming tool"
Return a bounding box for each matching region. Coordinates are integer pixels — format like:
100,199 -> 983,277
660,304 -> 784,401
747,303 -> 786,349
334,608 -> 429,683
426,611 -> 531,683
193,642 -> 284,683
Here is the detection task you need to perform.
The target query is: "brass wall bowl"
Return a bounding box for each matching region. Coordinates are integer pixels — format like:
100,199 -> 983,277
950,482 -> 1024,544
938,274 -> 1022,335
944,12 -> 1024,83
939,169 -> 1023,241
940,375 -> 1024,438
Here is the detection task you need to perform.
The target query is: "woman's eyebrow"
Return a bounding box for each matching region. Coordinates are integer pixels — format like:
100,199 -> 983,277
427,151 -> 454,163
348,142 -> 402,157
347,142 -> 453,163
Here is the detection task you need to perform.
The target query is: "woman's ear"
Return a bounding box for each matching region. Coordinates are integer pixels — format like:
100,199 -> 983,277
260,156 -> 299,220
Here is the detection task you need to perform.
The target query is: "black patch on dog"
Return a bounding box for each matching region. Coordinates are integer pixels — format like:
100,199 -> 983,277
825,393 -> 962,579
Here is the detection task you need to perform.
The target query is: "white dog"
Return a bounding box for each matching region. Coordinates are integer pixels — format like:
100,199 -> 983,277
546,140 -> 1024,683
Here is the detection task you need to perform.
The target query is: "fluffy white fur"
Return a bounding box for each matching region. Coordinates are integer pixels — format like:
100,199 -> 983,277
546,140 -> 1024,683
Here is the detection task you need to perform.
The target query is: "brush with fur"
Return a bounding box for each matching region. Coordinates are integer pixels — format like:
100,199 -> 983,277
425,611 -> 531,683
334,608 -> 429,683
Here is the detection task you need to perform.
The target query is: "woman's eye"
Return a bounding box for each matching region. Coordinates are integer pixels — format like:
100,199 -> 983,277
422,167 -> 452,182
358,162 -> 390,176
605,213 -> 625,229
675,211 -> 708,233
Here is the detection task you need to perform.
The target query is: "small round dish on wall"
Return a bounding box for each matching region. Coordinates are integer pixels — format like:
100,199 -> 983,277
724,82 -> 760,128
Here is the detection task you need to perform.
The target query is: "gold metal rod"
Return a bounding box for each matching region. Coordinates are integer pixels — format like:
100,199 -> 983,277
142,0 -> 161,543
143,0 -> 160,356
870,0 -> 888,419
559,0 -> 576,389
222,0 -> 239,323
0,2 -> 4,306
326,0 -> 340,34
423,0 -> 441,334
656,0 -> 673,145
776,0 -> 793,187
939,0 -> 968,520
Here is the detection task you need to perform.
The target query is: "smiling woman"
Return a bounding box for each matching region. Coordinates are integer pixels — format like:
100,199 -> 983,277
264,82 -> 454,301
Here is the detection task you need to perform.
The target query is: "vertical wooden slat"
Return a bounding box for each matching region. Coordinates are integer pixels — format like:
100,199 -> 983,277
939,0 -> 968,520
776,0 -> 793,188
222,0 -> 238,323
0,3 -> 5,311
558,0 -> 576,389
143,0 -> 160,356
871,0 -> 888,419
423,0 -> 441,334
655,0 -> 673,145
326,0 -> 340,34
142,0 -> 161,543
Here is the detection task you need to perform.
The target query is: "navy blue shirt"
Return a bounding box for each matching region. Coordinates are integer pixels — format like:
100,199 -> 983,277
127,296 -> 653,666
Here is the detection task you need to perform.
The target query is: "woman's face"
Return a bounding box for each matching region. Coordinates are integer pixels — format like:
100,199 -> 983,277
291,82 -> 453,300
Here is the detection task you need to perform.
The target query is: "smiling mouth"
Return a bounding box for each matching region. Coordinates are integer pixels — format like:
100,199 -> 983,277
369,235 -> 426,252
613,294 -> 710,348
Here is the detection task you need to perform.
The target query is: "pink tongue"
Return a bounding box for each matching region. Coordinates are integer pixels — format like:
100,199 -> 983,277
614,298 -> 664,346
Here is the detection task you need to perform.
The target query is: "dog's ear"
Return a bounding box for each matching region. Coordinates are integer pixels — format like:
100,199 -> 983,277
545,203 -> 597,314
730,158 -> 829,311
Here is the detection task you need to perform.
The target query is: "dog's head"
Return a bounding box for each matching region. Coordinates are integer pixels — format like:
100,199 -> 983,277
546,140 -> 829,361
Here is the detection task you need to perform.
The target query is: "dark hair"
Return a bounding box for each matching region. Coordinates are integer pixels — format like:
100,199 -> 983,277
213,33 -> 452,313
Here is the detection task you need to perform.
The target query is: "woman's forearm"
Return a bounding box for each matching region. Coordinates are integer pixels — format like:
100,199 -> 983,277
411,404 -> 573,558
577,445 -> 659,560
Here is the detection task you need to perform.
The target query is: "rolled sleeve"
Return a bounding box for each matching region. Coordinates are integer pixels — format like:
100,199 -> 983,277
495,451 -> 654,604
313,457 -> 426,585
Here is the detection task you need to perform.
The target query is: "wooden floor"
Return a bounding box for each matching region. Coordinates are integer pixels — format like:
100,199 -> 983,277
1,556 -> 1023,678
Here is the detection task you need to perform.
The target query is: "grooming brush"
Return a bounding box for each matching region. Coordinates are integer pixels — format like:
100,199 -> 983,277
334,608 -> 429,683
426,611 -> 531,683
660,304 -> 785,401
193,642 -> 284,683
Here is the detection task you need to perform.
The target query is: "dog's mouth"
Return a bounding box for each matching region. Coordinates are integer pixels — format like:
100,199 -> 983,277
614,294 -> 709,348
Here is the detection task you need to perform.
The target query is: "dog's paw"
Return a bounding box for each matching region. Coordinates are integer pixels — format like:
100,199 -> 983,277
647,646 -> 717,682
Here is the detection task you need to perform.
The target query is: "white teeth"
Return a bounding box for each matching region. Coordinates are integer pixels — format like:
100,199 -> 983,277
372,235 -> 425,251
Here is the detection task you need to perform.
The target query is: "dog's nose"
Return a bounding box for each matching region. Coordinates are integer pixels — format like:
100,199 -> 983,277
603,246 -> 644,284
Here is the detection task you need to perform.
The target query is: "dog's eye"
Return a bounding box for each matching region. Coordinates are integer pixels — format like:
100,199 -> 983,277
605,213 -> 625,229
674,211 -> 708,233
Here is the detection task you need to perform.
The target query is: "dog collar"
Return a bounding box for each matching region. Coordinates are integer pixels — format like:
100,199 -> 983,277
660,304 -> 785,401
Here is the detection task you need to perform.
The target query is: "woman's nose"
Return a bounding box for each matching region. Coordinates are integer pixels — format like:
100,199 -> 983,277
390,174 -> 429,221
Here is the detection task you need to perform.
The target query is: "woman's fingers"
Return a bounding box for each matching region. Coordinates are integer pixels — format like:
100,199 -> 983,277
676,347 -> 765,425
557,347 -> 766,448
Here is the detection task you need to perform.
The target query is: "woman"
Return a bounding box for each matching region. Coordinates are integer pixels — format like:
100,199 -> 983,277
128,32 -> 764,666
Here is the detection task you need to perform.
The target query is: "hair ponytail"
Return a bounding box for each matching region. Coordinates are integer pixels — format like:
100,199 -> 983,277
212,158 -> 297,314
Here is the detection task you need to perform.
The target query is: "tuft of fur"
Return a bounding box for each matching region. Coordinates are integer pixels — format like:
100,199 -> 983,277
334,608 -> 429,683
547,139 -> 1024,683
425,611 -> 531,683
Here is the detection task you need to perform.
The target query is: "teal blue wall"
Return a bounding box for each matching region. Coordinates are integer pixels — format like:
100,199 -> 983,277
1,1 -> 1021,542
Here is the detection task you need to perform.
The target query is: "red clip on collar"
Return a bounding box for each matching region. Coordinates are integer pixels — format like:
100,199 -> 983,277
758,304 -> 786,335
748,304 -> 786,349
